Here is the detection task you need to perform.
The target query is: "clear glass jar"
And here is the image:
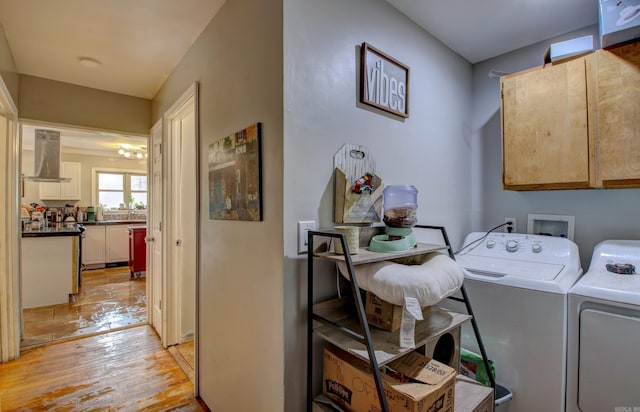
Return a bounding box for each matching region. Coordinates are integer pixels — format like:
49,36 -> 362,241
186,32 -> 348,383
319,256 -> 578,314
382,185 -> 418,228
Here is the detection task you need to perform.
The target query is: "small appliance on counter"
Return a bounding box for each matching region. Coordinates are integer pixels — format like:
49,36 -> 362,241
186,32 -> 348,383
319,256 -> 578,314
86,206 -> 96,222
369,185 -> 418,252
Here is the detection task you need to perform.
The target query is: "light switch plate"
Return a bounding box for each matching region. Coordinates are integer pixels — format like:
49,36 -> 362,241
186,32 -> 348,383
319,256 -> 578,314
298,221 -> 318,254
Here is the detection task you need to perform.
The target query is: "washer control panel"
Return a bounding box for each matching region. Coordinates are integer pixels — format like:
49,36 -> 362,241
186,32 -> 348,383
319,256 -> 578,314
483,237 -> 543,253
462,232 -> 575,264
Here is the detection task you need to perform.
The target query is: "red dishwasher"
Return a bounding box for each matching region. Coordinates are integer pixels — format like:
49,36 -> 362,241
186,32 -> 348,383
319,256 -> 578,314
128,225 -> 147,279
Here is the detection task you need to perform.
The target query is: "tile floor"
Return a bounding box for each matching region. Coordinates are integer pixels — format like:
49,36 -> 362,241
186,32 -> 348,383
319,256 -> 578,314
21,266 -> 147,347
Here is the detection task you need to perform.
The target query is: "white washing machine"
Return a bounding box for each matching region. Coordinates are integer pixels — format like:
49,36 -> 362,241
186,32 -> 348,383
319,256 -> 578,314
567,240 -> 640,412
441,232 -> 583,412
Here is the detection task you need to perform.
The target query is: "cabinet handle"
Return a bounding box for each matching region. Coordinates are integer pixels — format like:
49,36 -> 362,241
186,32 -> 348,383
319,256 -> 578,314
176,240 -> 182,246
145,236 -> 155,243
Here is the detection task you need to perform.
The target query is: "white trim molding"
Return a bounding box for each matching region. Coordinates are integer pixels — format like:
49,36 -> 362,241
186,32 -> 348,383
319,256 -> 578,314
0,74 -> 20,362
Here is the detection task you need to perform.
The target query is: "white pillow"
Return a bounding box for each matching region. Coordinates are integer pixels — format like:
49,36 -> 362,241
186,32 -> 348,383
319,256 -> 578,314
338,252 -> 464,307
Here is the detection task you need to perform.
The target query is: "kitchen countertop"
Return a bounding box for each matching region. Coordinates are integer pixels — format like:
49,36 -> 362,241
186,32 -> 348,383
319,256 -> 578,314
79,220 -> 147,226
22,225 -> 82,238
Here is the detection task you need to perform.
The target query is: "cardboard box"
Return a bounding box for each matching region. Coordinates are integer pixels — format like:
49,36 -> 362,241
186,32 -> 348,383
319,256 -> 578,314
546,35 -> 594,63
600,0 -> 640,48
323,345 -> 456,412
365,292 -> 403,331
454,375 -> 494,412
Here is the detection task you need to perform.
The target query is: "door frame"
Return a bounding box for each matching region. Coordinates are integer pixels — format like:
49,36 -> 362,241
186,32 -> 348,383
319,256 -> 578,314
0,77 -> 20,362
162,82 -> 200,392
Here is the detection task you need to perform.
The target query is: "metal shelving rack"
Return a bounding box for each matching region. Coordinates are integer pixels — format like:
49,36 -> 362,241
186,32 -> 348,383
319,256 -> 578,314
306,225 -> 496,412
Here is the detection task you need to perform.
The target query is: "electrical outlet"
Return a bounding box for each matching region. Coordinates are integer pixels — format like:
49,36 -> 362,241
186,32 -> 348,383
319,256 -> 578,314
298,221 -> 318,254
505,217 -> 516,233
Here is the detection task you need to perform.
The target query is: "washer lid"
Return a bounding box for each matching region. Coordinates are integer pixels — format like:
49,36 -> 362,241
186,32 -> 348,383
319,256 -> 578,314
459,255 -> 564,280
457,255 -> 577,293
571,239 -> 640,305
570,269 -> 640,305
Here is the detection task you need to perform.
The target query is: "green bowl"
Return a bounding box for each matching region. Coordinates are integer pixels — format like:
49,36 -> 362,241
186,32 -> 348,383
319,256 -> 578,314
368,232 -> 417,253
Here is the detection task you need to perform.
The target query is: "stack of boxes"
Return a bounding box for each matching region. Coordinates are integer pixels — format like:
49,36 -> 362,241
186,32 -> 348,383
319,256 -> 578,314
320,291 -> 493,411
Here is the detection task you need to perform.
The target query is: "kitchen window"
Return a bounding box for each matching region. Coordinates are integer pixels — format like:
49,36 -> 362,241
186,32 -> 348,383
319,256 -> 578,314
95,171 -> 147,209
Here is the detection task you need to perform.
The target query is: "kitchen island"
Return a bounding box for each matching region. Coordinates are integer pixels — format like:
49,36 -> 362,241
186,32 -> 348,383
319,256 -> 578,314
21,225 -> 82,309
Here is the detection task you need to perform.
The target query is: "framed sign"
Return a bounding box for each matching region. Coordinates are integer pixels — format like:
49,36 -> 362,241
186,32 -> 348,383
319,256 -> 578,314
208,123 -> 263,221
360,42 -> 409,118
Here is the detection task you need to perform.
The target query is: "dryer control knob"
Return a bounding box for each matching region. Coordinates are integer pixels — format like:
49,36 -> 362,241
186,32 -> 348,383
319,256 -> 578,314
486,240 -> 496,248
506,240 -> 519,252
532,243 -> 542,253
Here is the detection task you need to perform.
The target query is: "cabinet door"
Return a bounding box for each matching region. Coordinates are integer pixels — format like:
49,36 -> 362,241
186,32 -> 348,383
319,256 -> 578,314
105,225 -> 130,263
39,161 -> 81,200
82,226 -> 106,266
39,181 -> 61,199
61,162 -> 81,199
501,56 -> 595,190
595,42 -> 640,187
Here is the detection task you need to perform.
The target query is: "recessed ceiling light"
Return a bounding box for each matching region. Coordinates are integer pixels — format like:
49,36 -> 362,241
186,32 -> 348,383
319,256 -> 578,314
78,56 -> 101,68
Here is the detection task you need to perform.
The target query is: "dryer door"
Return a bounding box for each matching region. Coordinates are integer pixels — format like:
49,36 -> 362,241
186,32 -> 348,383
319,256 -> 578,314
578,309 -> 640,411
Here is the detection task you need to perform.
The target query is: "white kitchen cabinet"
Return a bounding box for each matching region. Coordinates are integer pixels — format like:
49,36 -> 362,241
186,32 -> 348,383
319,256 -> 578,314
82,225 -> 106,268
105,225 -> 130,263
39,161 -> 81,200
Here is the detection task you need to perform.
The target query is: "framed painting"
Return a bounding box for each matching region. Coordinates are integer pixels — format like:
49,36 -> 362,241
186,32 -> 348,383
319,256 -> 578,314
208,123 -> 263,221
360,42 -> 410,118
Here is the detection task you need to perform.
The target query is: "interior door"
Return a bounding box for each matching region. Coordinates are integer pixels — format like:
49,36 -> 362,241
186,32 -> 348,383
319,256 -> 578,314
149,120 -> 163,338
167,96 -> 197,345
163,82 -> 198,349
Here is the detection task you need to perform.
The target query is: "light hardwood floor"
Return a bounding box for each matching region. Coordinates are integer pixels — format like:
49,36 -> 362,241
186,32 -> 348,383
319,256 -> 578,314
0,325 -> 205,410
22,267 -> 147,347
168,340 -> 195,383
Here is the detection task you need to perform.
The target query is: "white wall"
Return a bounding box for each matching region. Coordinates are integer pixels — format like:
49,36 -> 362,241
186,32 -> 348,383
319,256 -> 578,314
152,0 -> 284,410
283,0 -> 473,409
471,25 -> 640,269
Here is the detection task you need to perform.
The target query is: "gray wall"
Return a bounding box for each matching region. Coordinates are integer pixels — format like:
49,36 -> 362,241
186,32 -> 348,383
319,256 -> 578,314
471,25 -> 640,270
19,75 -> 150,135
283,0 -> 473,409
0,23 -> 18,107
152,0 -> 284,410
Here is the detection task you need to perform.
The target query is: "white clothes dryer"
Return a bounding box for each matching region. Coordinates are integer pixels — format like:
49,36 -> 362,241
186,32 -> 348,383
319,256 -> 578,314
441,232 -> 583,412
567,240 -> 640,412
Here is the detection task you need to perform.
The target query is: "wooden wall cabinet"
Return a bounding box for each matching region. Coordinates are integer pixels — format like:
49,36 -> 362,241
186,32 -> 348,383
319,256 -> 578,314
501,55 -> 595,190
501,42 -> 640,190
594,43 -> 640,188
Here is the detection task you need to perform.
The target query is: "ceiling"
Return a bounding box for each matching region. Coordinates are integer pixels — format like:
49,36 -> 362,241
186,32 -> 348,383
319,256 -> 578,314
386,0 -> 599,64
0,0 -> 225,100
0,0 -> 599,102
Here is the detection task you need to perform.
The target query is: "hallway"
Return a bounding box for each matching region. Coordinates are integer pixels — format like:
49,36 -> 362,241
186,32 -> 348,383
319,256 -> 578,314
0,325 -> 204,410
21,267 -> 147,348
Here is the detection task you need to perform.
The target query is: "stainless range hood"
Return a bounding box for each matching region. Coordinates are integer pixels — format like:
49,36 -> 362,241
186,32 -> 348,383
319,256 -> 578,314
24,129 -> 71,182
